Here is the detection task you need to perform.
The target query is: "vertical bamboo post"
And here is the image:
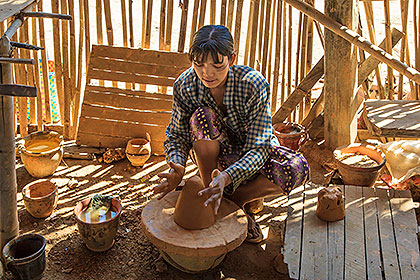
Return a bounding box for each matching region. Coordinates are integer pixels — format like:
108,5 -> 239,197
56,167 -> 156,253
305,0 -> 314,118
83,0 -> 91,71
363,1 -> 385,99
51,0 -> 65,125
121,0 -> 128,47
96,0 -> 103,44
0,35 -> 19,252
298,15 -> 308,122
287,5 -> 293,103
103,0 -> 114,46
244,0 -> 255,65
220,0 -> 227,25
324,0 -> 358,148
38,0 -> 51,123
178,0 -> 189,52
210,0 -> 216,24
165,0 -> 174,51
198,0 -> 207,29
72,0 -> 85,138
249,0 -> 260,68
261,0 -> 272,76
129,0 -> 134,47
384,0 -> 394,99
144,0 -> 153,48
267,0 -> 277,85
159,0 -> 166,50
31,10 -> 43,131
398,0 -> 410,99
24,22 -> 36,125
189,0 -> 200,45
271,0 -> 282,115
142,0 -> 147,47
280,2 -> 287,105
68,0 -> 76,101
257,0 -> 266,71
60,0 -> 71,139
234,0 -> 244,63
17,29 -> 28,137
227,0 -> 235,30
293,13 -> 303,121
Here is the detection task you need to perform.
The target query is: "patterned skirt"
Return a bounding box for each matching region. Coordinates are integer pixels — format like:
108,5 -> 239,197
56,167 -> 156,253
189,107 -> 309,195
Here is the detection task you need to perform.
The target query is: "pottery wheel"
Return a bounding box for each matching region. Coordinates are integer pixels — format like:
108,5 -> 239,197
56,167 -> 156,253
141,191 -> 247,257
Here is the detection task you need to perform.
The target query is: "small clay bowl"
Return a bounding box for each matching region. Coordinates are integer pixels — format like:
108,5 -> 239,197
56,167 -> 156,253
333,143 -> 386,187
74,197 -> 122,252
22,180 -> 58,218
126,137 -> 151,167
273,122 -> 307,151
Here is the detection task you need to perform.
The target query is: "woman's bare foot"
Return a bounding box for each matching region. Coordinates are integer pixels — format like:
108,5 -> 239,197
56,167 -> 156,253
245,212 -> 264,244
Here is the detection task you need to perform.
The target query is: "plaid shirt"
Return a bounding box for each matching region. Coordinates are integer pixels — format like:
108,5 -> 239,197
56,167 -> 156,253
164,65 -> 278,190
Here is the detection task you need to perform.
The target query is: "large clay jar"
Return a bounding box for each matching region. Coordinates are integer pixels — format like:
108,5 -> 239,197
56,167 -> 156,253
125,133 -> 151,167
173,175 -> 216,230
273,122 -> 307,151
19,131 -> 63,178
316,186 -> 345,222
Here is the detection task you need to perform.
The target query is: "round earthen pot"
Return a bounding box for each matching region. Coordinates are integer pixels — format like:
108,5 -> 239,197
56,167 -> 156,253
125,133 -> 151,167
273,122 -> 307,151
333,143 -> 386,187
19,131 -> 63,178
22,180 -> 58,218
74,197 -> 122,252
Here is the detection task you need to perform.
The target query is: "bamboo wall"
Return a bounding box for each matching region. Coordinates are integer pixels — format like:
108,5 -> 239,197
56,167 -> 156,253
2,0 -> 420,140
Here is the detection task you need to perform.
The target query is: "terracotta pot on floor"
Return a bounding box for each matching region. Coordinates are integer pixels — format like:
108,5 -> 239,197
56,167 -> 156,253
22,180 -> 58,218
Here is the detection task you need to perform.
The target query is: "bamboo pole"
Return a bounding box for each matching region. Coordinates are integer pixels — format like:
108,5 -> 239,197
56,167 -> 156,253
142,0 -> 146,47
233,0 -> 244,63
363,1 -> 384,98
260,0 -> 272,76
305,0 -> 314,118
159,0 -> 166,50
72,0 -> 85,138
17,29 -> 29,137
244,0 -> 254,65
267,0 -> 277,85
287,5 -> 293,104
0,33 -> 19,252
210,0 -> 216,24
178,0 -> 189,52
283,0 -> 420,85
60,0 -> 71,139
83,0 -> 90,71
293,13 -> 303,122
38,0 -> 51,123
68,0 -> 76,102
384,0 -> 394,99
144,0 -> 153,48
314,21 -> 324,49
31,10 -> 43,131
280,2 -> 287,104
23,22 -> 36,125
198,0 -> 207,29
249,0 -> 260,68
129,0 -> 134,47
121,0 -> 128,47
51,0 -> 65,126
103,0 -> 114,47
257,0 -> 266,71
227,0 -> 235,30
398,0 -> 409,99
190,0 -> 200,47
165,0 -> 174,51
220,0 -> 227,25
299,14 -> 308,122
96,0 -> 103,44
271,0 -> 282,115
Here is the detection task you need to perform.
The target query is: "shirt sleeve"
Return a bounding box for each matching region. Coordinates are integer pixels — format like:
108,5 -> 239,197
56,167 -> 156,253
224,74 -> 273,191
163,80 -> 193,167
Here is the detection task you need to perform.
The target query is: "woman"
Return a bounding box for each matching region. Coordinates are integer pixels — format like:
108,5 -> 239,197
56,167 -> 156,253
154,25 -> 309,243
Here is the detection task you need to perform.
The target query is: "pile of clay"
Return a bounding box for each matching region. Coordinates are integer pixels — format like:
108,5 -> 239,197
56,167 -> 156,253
337,151 -> 379,168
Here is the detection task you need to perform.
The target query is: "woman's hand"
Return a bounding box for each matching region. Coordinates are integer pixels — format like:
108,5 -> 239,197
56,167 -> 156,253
198,169 -> 232,215
154,162 -> 185,200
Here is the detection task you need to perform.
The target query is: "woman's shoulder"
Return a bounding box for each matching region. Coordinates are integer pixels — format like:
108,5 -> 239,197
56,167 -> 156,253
232,65 -> 269,88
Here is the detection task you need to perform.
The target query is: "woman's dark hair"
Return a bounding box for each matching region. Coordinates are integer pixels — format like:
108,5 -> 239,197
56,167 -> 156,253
189,25 -> 234,64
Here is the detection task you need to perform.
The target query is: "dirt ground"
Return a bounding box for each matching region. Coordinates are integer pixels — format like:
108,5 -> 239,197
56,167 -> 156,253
3,140 -> 419,280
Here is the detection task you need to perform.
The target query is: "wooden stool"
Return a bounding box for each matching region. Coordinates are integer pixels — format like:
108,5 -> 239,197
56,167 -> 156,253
141,191 -> 247,273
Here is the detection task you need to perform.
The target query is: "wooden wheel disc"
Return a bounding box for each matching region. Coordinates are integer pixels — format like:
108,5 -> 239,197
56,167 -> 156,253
141,191 -> 247,257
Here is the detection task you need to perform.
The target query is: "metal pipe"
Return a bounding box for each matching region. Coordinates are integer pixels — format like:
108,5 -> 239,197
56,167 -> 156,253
0,36 -> 19,250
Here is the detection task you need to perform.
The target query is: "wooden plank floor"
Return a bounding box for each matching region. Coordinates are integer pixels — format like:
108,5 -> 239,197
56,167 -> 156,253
284,183 -> 420,280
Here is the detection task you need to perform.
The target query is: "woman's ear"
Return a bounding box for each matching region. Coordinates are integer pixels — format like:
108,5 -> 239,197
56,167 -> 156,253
229,53 -> 236,66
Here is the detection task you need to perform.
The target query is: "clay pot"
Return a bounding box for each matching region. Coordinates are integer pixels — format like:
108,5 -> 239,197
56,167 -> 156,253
19,131 -> 63,178
316,186 -> 345,222
2,233 -> 47,280
273,122 -> 307,151
333,143 -> 386,187
125,133 -> 151,167
74,197 -> 122,252
22,180 -> 58,218
174,175 -> 215,230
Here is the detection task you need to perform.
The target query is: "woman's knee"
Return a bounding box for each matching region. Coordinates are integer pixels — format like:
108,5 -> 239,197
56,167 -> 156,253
193,139 -> 220,159
189,107 -> 222,142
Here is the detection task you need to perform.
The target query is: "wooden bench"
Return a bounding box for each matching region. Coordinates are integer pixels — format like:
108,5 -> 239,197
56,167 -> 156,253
283,182 -> 420,279
76,45 -> 190,154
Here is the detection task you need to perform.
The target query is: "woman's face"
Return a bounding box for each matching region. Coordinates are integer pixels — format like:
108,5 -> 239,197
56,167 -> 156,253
192,53 -> 234,89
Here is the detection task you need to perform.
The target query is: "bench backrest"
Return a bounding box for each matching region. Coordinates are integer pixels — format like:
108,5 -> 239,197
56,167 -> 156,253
76,45 -> 191,154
